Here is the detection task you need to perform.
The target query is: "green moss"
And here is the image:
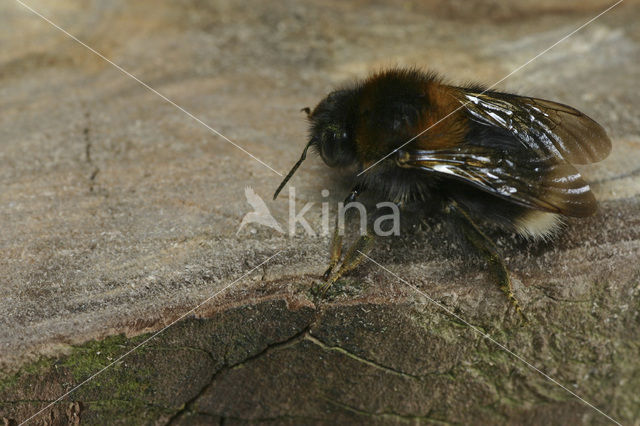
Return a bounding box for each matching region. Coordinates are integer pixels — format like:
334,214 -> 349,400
80,399 -> 174,426
60,333 -> 147,381
0,357 -> 53,394
58,334 -> 159,405
0,332 -> 160,424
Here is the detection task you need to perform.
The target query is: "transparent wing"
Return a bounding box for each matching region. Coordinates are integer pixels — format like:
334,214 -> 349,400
456,90 -> 611,165
397,146 -> 597,217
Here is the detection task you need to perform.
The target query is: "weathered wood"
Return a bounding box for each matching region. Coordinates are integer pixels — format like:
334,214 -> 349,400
1,0 -> 639,424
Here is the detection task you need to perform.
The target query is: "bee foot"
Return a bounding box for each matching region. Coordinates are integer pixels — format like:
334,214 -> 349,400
322,266 -> 334,281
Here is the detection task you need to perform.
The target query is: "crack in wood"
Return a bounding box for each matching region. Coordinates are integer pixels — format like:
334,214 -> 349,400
305,333 -> 422,380
83,109 -> 100,192
164,324 -> 313,425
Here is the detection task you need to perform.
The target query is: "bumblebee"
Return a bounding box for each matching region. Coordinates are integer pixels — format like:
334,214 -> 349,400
273,68 -> 611,317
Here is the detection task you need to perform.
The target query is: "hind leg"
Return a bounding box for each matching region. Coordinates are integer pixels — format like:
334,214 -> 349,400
447,201 -> 527,320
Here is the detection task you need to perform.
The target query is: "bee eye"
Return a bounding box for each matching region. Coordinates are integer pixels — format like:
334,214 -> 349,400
331,130 -> 348,141
324,127 -> 347,142
316,125 -> 355,168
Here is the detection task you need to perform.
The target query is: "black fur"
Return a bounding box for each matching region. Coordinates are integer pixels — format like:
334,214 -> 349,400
309,89 -> 360,167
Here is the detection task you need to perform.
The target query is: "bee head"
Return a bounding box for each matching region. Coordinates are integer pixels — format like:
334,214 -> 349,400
273,88 -> 359,200
309,89 -> 358,168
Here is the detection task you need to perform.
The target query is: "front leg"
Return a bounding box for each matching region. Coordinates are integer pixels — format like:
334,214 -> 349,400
320,202 -> 398,296
320,231 -> 375,296
322,186 -> 362,280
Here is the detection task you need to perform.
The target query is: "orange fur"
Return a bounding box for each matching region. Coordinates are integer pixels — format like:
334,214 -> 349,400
415,84 -> 468,150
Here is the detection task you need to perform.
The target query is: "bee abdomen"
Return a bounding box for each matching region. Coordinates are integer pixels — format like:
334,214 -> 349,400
514,210 -> 563,240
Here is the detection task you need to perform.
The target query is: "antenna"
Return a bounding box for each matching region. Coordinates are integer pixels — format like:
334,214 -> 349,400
273,139 -> 315,200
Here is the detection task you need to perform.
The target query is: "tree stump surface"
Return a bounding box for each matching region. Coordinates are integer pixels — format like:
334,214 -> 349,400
1,1 -> 639,424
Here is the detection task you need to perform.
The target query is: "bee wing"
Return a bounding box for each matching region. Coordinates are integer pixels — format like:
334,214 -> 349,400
456,90 -> 611,164
397,146 -> 597,217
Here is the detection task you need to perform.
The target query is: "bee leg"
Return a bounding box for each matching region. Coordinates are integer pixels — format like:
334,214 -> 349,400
448,201 -> 527,321
322,186 -> 362,280
320,231 -> 375,297
322,220 -> 343,280
320,201 -> 395,296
